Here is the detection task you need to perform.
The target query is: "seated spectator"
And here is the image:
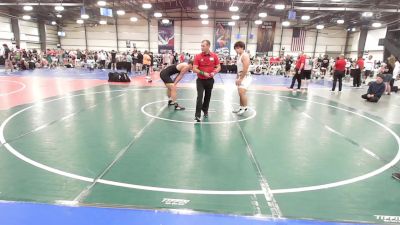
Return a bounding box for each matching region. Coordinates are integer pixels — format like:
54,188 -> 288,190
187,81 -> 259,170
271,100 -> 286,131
361,75 -> 385,102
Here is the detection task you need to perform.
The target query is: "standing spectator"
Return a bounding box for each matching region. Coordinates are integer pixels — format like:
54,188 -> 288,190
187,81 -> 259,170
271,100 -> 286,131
353,55 -> 364,88
143,51 -> 152,82
383,56 -> 395,95
126,52 -> 132,73
361,74 -> 385,102
162,52 -> 171,69
289,52 -> 305,90
332,54 -> 346,92
110,50 -> 117,70
320,55 -> 329,78
3,44 -> 13,73
99,50 -> 106,69
284,55 -> 292,78
364,55 -> 374,84
131,50 -> 138,73
393,57 -> 400,80
301,54 -> 313,90
137,51 -> 143,74
179,52 -> 185,63
149,52 -> 154,74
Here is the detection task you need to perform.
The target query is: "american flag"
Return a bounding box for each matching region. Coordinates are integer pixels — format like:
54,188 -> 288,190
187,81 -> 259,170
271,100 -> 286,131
291,28 -> 306,52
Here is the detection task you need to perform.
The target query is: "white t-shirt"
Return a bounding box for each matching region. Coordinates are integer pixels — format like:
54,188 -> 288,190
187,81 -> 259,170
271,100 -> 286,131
304,58 -> 313,70
393,61 -> 400,77
364,59 -> 374,71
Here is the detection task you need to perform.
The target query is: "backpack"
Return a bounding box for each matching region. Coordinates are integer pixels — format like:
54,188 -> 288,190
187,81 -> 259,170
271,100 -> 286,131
108,72 -> 131,82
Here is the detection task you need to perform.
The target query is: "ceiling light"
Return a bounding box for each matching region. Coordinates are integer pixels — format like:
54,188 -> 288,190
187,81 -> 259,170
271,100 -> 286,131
130,17 -> 138,22
275,4 -> 285,10
352,27 -> 356,31
228,21 -> 235,26
23,5 -> 33,11
142,3 -> 152,9
81,14 -> 89,19
316,24 -> 325,29
337,19 -> 345,24
231,15 -> 240,20
372,22 -> 382,28
259,12 -> 267,18
51,21 -> 57,25
229,6 -> 239,12
117,10 -> 125,16
362,12 -> 373,17
255,20 -> 262,25
97,1 -> 106,6
202,20 -> 209,25
76,19 -> 84,24
22,15 -> 31,20
162,19 -> 170,24
55,5 -> 64,11
282,21 -> 290,27
154,12 -> 162,18
200,14 -> 208,19
301,15 -> 310,20
56,14 -> 62,18
198,4 -> 208,10
99,20 -> 107,25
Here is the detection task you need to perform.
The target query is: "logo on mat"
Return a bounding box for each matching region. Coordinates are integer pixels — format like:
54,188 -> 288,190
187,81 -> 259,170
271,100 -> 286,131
375,215 -> 400,223
161,198 -> 190,206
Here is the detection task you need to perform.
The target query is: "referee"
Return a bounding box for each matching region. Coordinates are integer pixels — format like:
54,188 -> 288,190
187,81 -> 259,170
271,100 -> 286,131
193,40 -> 221,122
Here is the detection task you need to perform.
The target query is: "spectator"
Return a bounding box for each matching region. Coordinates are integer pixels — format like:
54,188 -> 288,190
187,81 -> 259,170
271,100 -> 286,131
383,56 -> 395,95
361,74 -> 385,102
332,54 -> 346,92
364,55 -> 374,84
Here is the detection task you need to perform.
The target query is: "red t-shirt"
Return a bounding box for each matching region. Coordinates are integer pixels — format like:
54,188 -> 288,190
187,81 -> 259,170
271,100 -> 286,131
335,59 -> 346,71
194,52 -> 220,79
295,55 -> 306,70
357,59 -> 364,70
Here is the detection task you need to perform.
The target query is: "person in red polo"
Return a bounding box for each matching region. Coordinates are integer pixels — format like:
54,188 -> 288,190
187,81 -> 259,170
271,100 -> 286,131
289,52 -> 305,90
192,40 -> 221,122
332,54 -> 346,92
353,55 -> 364,88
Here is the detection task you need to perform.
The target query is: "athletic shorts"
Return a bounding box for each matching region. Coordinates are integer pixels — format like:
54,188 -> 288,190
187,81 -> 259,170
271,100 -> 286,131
160,70 -> 174,84
238,75 -> 252,90
301,70 -> 311,79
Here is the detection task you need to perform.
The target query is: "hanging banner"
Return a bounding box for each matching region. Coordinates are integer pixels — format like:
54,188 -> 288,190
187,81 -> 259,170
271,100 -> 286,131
214,22 -> 232,56
158,20 -> 174,53
256,21 -> 276,53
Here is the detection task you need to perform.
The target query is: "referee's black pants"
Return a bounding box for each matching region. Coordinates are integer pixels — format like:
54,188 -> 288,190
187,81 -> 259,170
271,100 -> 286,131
196,78 -> 214,118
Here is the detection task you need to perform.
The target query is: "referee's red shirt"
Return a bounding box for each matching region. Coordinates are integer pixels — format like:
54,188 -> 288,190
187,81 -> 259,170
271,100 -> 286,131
335,59 -> 346,71
194,52 -> 220,79
295,55 -> 306,70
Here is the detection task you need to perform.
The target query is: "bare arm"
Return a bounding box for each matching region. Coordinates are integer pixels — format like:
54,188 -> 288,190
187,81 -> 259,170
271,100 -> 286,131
174,66 -> 189,85
238,54 -> 250,80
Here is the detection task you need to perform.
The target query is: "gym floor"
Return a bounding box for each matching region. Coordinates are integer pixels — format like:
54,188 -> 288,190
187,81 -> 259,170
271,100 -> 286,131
0,68 -> 399,225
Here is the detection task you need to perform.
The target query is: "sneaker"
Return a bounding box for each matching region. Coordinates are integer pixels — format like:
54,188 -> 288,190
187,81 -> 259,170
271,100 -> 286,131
232,108 -> 242,113
175,104 -> 185,110
392,173 -> 400,181
237,108 -> 248,116
194,117 -> 201,123
203,113 -> 209,118
168,100 -> 175,106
